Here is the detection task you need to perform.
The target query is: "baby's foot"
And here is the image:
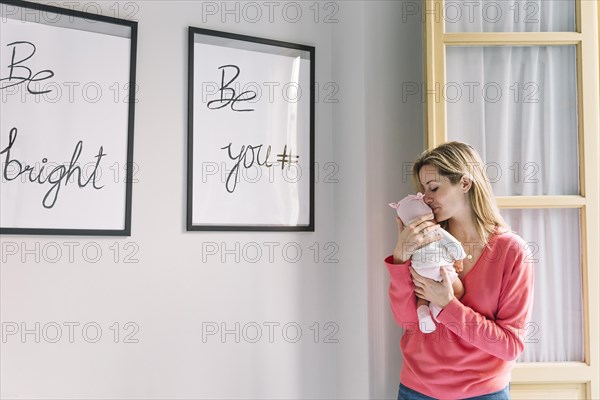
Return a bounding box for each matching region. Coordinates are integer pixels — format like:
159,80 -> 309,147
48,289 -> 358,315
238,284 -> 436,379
417,305 -> 436,333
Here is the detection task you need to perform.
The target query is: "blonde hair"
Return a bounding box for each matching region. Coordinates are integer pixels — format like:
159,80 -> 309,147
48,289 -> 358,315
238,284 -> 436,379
411,141 -> 508,247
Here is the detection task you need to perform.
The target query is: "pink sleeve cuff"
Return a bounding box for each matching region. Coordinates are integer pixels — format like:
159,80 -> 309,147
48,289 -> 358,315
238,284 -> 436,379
385,255 -> 411,276
436,297 -> 462,321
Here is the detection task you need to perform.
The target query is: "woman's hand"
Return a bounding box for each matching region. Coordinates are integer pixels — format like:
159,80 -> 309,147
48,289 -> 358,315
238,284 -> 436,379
410,266 -> 454,308
392,214 -> 442,263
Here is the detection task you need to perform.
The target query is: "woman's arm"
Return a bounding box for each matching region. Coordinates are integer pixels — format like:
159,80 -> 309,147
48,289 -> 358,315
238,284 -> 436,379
436,249 -> 534,361
386,214 -> 443,328
386,256 -> 419,327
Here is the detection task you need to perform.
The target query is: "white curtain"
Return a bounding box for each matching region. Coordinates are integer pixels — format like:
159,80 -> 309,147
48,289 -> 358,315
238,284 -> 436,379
445,0 -> 582,362
444,0 -> 575,32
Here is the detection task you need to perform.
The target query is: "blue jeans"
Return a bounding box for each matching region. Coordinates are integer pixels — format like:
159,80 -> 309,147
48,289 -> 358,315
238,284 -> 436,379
398,383 -> 510,400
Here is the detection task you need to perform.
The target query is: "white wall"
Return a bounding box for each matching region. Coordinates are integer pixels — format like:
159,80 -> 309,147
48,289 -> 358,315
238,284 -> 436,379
332,1 -> 424,399
0,1 -> 423,398
363,2 -> 425,399
331,2 -> 370,397
1,1 -> 336,399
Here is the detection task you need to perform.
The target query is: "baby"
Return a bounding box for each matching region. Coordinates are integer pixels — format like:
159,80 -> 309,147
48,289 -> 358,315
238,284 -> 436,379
389,193 -> 466,333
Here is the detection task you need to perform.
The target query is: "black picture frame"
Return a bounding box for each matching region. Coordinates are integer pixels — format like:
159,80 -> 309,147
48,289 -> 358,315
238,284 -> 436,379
0,0 -> 137,236
187,27 -> 315,231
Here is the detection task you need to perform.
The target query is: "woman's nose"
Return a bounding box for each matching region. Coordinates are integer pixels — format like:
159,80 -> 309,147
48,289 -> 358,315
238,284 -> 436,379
423,194 -> 433,204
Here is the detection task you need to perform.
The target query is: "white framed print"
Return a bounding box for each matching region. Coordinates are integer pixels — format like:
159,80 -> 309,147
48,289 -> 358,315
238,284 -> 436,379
187,28 -> 315,231
0,0 -> 137,236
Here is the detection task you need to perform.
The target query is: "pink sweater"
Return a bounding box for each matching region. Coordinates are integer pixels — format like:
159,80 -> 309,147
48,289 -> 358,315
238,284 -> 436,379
386,228 -> 534,399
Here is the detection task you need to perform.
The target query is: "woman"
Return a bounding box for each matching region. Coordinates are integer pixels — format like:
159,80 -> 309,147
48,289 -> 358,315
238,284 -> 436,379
386,142 -> 534,400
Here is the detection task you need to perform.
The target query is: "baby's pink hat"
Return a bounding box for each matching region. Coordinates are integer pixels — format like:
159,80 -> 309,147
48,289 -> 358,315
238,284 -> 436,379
389,193 -> 433,225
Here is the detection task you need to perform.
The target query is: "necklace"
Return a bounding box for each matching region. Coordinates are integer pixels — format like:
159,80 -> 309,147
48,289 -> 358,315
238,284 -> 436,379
458,227 -> 496,263
461,242 -> 478,261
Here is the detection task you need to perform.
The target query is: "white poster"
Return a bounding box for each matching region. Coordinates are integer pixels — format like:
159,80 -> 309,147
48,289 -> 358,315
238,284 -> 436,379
188,28 -> 314,231
0,3 -> 137,235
